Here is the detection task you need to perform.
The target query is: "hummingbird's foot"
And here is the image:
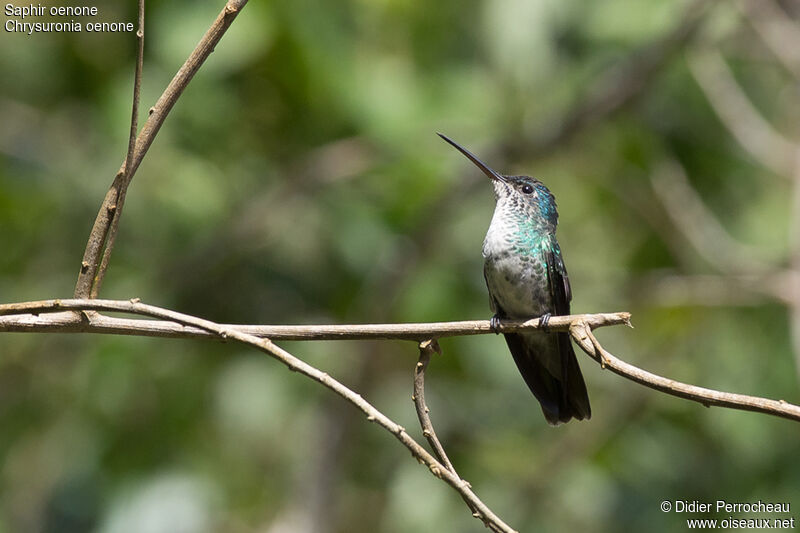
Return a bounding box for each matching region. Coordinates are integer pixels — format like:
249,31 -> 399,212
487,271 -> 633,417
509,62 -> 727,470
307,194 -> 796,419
539,313 -> 552,332
490,315 -> 502,334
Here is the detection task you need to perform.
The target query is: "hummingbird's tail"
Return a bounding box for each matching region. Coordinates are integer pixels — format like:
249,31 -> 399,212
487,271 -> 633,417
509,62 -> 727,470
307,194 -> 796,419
504,331 -> 591,425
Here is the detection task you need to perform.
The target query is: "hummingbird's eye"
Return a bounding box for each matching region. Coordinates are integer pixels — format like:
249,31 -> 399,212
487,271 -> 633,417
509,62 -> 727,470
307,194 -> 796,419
521,184 -> 534,194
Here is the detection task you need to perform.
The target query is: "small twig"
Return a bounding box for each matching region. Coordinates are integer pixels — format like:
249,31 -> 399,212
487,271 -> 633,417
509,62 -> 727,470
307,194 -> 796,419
125,0 -> 145,184
413,339 -> 455,472
74,0 -> 249,298
91,0 -> 146,298
412,340 -> 509,532
569,320 -> 800,422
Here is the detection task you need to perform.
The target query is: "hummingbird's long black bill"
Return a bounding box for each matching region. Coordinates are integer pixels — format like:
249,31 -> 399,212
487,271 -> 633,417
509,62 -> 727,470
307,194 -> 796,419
438,133 -> 507,183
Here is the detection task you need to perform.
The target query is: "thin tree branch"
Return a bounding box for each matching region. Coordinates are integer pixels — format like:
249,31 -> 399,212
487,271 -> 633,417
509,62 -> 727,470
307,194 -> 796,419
412,340 -> 500,530
74,0 -> 249,298
413,340 -> 455,473
0,298 -> 516,533
687,47 -> 796,176
124,0 -> 145,187
90,0 -> 146,299
0,302 -> 629,340
1,299 -> 798,424
569,321 -> 800,422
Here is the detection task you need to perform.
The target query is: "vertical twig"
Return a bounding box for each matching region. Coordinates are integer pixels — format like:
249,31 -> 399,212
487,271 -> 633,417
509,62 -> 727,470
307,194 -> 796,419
125,0 -> 145,185
74,0 -> 250,298
91,0 -> 145,298
413,340 -> 456,472
412,340 -> 513,533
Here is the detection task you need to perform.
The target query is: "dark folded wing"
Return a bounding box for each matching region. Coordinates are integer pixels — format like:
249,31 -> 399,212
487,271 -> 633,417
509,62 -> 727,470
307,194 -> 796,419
545,238 -> 571,313
545,237 -> 591,422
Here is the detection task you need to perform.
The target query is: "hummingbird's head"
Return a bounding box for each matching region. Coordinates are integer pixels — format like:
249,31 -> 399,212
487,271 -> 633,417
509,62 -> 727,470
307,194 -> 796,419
438,133 -> 558,225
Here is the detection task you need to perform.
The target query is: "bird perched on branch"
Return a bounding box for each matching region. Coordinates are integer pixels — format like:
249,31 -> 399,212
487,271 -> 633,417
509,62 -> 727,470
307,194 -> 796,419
439,133 -> 590,425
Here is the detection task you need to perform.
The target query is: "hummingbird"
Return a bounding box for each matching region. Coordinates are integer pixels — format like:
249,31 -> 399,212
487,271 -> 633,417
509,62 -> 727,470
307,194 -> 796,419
439,133 -> 590,425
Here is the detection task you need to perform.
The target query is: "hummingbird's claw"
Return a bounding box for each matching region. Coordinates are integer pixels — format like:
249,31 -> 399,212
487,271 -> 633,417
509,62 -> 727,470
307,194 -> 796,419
539,313 -> 552,332
490,315 -> 502,334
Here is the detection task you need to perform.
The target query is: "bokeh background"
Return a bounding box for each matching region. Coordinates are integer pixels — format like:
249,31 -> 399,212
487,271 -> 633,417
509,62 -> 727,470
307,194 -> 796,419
1,0 -> 799,531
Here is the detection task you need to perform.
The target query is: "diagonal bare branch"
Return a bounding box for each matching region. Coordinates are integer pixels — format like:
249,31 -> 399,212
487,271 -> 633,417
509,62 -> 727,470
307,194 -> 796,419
75,0 -> 249,298
569,320 -> 800,422
91,0 -> 146,298
412,339 -> 511,533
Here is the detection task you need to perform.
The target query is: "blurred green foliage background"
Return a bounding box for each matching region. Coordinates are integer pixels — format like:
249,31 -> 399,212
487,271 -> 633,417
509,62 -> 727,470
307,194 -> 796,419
1,0 -> 799,531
